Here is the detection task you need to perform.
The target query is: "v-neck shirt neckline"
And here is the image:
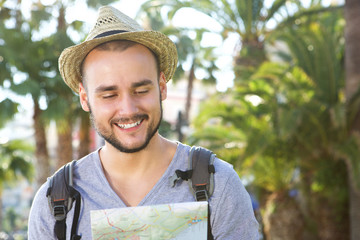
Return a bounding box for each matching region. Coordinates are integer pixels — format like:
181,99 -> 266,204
93,142 -> 182,207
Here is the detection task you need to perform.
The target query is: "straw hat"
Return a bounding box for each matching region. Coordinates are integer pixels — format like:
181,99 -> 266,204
59,6 -> 178,93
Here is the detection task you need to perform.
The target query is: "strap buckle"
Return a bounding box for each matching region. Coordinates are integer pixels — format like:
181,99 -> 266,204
195,189 -> 208,201
53,205 -> 66,221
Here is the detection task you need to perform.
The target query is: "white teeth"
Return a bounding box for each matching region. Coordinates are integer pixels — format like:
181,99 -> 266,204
116,120 -> 142,129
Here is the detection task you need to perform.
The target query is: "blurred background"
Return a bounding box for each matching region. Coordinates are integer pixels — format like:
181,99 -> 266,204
1,0 -> 359,239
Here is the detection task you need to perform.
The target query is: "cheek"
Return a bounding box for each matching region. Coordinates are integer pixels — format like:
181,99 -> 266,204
88,99 -> 116,118
145,94 -> 162,110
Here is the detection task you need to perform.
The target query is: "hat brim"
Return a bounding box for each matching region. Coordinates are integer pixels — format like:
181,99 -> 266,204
59,30 -> 177,93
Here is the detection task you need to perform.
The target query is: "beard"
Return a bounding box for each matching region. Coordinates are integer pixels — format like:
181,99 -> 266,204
88,101 -> 163,153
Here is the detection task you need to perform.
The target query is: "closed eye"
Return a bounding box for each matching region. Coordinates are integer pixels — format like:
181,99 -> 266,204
134,89 -> 149,95
102,94 -> 116,99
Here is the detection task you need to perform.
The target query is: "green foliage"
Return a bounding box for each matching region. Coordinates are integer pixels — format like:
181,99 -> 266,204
333,133 -> 360,189
29,5 -> 53,30
275,23 -> 344,104
140,0 -> 264,78
86,0 -> 116,8
190,8 -> 355,226
190,62 -> 313,193
0,1 -> 86,129
189,107 -> 246,165
159,120 -> 173,138
0,24 -> 53,100
2,206 -> 28,236
3,207 -> 19,233
140,2 -> 220,84
271,11 -> 360,196
0,54 -> 11,85
0,99 -> 18,128
310,158 -> 348,202
0,140 -> 34,184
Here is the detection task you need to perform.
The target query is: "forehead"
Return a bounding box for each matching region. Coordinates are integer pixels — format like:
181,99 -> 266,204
81,40 -> 159,76
81,42 -> 159,90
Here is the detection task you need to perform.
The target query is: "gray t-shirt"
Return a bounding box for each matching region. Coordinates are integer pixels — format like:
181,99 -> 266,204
28,142 -> 259,239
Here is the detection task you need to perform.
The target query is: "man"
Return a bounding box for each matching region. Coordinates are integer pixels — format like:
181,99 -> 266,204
28,5 -> 259,240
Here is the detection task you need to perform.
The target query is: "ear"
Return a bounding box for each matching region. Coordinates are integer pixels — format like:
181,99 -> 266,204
79,83 -> 90,112
159,72 -> 167,101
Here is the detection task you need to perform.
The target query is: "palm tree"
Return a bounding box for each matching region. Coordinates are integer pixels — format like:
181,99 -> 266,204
239,10 -> 348,239
141,0 -> 341,80
0,3 -> 52,188
190,62 -> 312,238
43,2 -> 78,169
190,6 -> 350,239
277,9 -> 360,238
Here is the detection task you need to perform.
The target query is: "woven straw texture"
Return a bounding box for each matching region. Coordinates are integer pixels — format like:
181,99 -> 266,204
59,6 -> 178,93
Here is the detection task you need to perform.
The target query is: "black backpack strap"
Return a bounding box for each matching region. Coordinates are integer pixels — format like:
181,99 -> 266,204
170,146 -> 216,198
170,146 -> 216,240
46,160 -> 82,240
207,203 -> 214,240
189,147 -> 215,240
188,146 -> 215,201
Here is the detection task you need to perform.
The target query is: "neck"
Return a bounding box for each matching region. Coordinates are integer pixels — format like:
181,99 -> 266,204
99,134 -> 176,176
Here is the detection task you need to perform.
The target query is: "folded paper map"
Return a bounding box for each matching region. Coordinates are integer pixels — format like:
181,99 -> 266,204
90,201 -> 208,240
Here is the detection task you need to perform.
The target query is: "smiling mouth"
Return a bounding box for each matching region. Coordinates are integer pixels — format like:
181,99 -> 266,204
115,120 -> 143,129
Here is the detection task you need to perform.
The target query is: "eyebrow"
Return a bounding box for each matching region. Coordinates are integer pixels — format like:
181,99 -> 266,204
94,85 -> 118,93
131,79 -> 154,88
94,79 -> 154,93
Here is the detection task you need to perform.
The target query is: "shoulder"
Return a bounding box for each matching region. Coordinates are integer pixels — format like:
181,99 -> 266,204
28,150 -> 100,239
175,142 -> 238,179
212,156 -> 246,200
172,142 -> 191,161
210,157 -> 259,239
214,157 -> 235,176
71,149 -> 102,180
175,143 -> 247,199
74,149 -> 100,169
28,181 -> 56,239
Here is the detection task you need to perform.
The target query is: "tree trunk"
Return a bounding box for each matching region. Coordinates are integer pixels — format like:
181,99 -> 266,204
15,0 -> 22,29
184,61 -> 195,124
263,192 -> 305,240
348,163 -> 360,240
311,195 -> 349,240
57,4 -> 66,31
56,119 -> 73,169
345,0 -> 360,99
0,187 -> 2,232
345,0 -> 360,239
33,100 -> 50,189
233,38 -> 266,81
300,158 -> 350,240
78,113 -> 91,159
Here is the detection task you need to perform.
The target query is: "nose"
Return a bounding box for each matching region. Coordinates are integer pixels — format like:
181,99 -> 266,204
117,94 -> 139,116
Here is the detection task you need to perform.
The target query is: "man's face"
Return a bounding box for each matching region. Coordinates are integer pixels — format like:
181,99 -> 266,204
79,43 -> 167,153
